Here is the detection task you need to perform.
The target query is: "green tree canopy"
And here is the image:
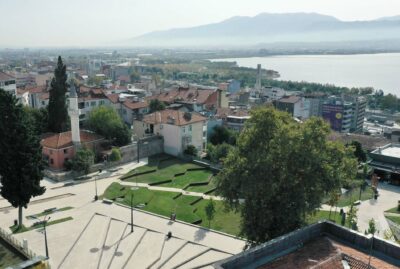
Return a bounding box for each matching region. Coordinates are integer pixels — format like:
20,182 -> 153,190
209,125 -> 237,145
217,108 -> 357,244
149,99 -> 166,113
48,56 -> 69,133
109,148 -> 122,162
72,148 -> 94,175
207,143 -> 233,163
0,89 -> 46,226
23,106 -> 49,135
87,106 -> 131,146
205,199 -> 216,228
347,141 -> 367,163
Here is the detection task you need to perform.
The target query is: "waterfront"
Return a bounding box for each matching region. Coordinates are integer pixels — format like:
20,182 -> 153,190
213,53 -> 400,95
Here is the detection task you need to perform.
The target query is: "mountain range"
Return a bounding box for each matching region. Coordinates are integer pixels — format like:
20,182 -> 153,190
126,13 -> 400,48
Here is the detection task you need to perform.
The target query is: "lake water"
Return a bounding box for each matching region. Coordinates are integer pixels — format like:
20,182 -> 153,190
213,53 -> 400,95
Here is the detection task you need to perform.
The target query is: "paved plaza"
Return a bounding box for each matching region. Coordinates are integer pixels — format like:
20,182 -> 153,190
0,160 -> 245,268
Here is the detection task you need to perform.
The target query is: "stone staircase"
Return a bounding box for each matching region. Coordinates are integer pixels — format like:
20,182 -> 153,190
57,213 -> 232,269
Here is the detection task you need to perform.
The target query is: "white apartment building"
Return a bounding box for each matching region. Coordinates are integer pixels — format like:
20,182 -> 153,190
0,71 -> 17,96
133,109 -> 207,156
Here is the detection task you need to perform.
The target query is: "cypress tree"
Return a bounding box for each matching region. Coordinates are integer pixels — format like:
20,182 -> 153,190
48,56 -> 69,133
0,89 -> 46,227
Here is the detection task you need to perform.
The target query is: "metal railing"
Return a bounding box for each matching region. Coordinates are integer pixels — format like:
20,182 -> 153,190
0,225 -> 36,259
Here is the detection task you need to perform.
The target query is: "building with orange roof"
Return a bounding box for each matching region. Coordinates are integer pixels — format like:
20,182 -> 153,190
133,109 -> 207,156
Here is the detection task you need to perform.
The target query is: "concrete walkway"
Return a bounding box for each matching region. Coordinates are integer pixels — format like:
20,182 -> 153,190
321,182 -> 400,236
0,159 -> 244,268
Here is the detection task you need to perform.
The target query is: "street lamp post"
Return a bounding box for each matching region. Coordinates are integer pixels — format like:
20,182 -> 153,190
94,169 -> 102,201
130,186 -> 138,233
33,215 -> 51,259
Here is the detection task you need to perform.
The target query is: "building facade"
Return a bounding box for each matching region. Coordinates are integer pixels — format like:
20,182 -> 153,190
133,109 -> 207,156
0,71 -> 17,95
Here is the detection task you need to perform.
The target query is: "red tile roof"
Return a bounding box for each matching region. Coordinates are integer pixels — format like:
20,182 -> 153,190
106,94 -> 120,104
41,130 -> 103,149
0,71 -> 15,81
215,108 -> 249,119
153,87 -> 217,105
123,100 -> 148,110
26,85 -> 47,94
142,109 -> 206,126
277,95 -> 302,104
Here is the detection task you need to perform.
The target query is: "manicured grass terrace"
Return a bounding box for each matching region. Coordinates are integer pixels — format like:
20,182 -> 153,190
104,182 -> 241,236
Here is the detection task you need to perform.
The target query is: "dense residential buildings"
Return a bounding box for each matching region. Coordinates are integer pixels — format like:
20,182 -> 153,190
133,109 -> 207,156
274,95 -> 305,119
0,71 -> 16,95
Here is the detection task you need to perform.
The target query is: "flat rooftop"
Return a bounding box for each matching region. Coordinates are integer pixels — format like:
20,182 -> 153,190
214,221 -> 400,269
380,146 -> 400,158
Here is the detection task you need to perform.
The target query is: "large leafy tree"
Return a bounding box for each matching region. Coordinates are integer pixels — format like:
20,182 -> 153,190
23,106 -> 49,135
217,108 -> 357,244
149,99 -> 166,113
209,125 -> 237,145
347,141 -> 367,163
87,106 -> 131,146
0,90 -> 46,227
48,56 -> 69,133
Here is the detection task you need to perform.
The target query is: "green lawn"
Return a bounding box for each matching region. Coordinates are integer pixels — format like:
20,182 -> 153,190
386,215 -> 400,225
306,210 -> 342,225
160,170 -> 212,188
185,177 -> 218,193
27,206 -> 74,219
385,207 -> 400,214
123,157 -> 201,184
10,217 -> 73,234
335,187 -> 374,207
104,182 -> 241,236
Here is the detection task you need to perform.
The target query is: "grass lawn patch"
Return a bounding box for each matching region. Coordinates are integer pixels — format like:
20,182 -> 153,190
27,206 -> 74,219
104,182 -> 241,236
161,170 -> 212,189
334,187 -> 374,207
385,207 -> 400,214
306,210 -> 342,225
186,177 -> 218,193
386,215 -> 400,225
10,217 -> 73,234
123,155 -> 203,185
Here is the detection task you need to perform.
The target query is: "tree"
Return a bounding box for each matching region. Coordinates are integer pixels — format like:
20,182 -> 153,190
87,76 -> 104,86
23,106 -> 49,135
347,141 -> 367,163
184,145 -> 198,156
217,107 -> 357,244
72,148 -> 94,175
205,199 -> 216,228
130,71 -> 141,83
0,90 -> 46,227
48,56 -> 69,133
87,106 -> 131,146
327,191 -> 340,220
149,99 -> 166,112
109,148 -> 122,162
380,93 -> 398,111
207,143 -> 233,163
365,218 -> 377,235
347,206 -> 358,231
209,125 -> 237,145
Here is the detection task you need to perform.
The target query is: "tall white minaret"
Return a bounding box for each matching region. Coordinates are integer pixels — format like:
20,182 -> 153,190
68,81 -> 81,146
255,64 -> 262,92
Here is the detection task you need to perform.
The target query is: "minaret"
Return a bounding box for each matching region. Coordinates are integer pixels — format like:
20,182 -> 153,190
68,81 -> 81,146
255,64 -> 262,92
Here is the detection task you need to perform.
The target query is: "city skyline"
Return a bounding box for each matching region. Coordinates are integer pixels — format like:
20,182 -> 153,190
1,0 -> 400,47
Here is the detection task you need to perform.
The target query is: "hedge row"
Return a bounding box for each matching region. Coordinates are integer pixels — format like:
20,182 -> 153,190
190,197 -> 203,206
187,167 -> 208,172
120,169 -> 157,180
149,179 -> 173,186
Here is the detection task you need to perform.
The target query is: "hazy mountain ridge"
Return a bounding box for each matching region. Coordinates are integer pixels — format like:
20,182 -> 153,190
127,12 -> 400,48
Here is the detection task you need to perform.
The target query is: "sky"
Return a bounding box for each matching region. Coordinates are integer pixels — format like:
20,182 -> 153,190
0,0 -> 399,47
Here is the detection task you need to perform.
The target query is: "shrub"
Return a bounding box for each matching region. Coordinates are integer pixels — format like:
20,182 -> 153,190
184,145 -> 198,156
72,148 -> 94,174
109,148 -> 122,162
